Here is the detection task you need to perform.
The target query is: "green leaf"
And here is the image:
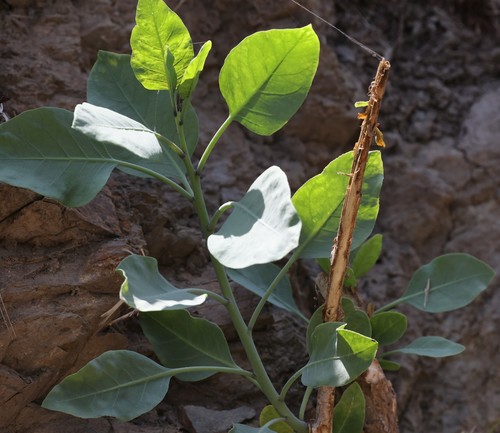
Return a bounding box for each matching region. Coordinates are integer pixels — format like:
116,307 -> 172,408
207,166 -> 302,269
179,41 -> 212,100
259,405 -> 294,433
219,26 -> 319,135
302,323 -> 378,388
385,336 -> 465,358
42,350 -> 171,421
378,359 -> 400,371
140,310 -> 238,382
230,425 -> 275,433
351,234 -> 383,279
227,264 -> 305,320
307,305 -> 324,353
393,253 -> 495,313
130,0 -> 193,90
370,311 -> 407,346
117,255 -> 207,311
0,107 -> 143,207
342,298 -> 372,337
332,382 -> 365,433
88,51 -> 199,164
293,151 -> 383,259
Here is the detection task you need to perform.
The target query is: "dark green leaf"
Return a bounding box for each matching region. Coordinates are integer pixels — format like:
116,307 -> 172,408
342,298 -> 371,337
332,382 -> 365,433
385,336 -> 465,358
208,166 -> 301,268
117,255 -> 207,311
307,305 -> 324,354
140,310 -> 238,381
219,26 -> 319,135
370,311 -> 407,346
42,350 -> 171,421
378,359 -> 400,371
351,234 -> 382,279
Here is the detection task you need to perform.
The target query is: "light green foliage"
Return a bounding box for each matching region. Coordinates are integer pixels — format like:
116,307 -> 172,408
332,383 -> 365,433
259,405 -> 294,433
178,41 -> 212,99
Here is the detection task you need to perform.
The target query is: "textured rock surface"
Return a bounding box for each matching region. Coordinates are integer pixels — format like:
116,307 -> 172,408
1,0 -> 499,432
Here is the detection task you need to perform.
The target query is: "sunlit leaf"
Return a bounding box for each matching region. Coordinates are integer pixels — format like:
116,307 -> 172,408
219,26 -> 319,135
332,382 -> 365,433
179,41 -> 212,100
117,255 -> 207,311
384,336 -> 465,358
259,405 -> 294,433
42,350 -> 171,421
208,166 -> 301,268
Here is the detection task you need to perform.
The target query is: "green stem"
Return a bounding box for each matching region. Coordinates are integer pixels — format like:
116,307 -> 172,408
208,201 -> 234,233
279,368 -> 304,402
154,132 -> 185,158
374,297 -> 404,314
197,115 -> 233,174
299,386 -> 313,420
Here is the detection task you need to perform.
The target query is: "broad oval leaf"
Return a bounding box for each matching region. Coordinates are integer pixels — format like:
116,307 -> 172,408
42,350 -> 171,421
259,405 -> 294,433
179,41 -> 212,100
130,0 -> 193,90
351,234 -> 383,279
293,151 -> 383,259
332,382 -> 365,433
342,298 -> 372,337
207,166 -> 302,269
219,26 -> 319,135
227,264 -> 305,320
0,107 -> 133,207
370,311 -> 407,346
140,310 -> 238,382
385,336 -> 465,358
117,255 -> 207,311
301,323 -> 378,388
398,253 -> 495,312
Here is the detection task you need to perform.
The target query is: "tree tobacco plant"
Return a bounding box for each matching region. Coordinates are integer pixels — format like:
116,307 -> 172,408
0,1 -> 494,432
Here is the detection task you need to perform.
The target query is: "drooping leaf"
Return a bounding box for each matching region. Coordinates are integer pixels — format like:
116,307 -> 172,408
342,298 -> 371,337
227,264 -> 305,320
42,350 -> 172,421
384,336 -> 465,358
370,311 -> 407,346
130,0 -> 193,90
394,253 -> 495,313
219,26 -> 319,135
351,234 -> 383,279
140,310 -> 239,381
0,107 -> 150,207
207,166 -> 302,269
293,151 -> 383,259
117,255 -> 207,311
259,405 -> 294,433
87,50 -> 199,171
178,41 -> 212,100
302,323 -> 378,388
230,424 -> 275,433
332,382 -> 365,433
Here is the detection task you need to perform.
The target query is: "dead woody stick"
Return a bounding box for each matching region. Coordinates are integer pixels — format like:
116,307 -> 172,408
311,58 -> 391,433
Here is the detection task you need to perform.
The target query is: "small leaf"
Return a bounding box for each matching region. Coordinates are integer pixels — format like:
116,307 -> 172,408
378,359 -> 401,371
307,305 -> 324,354
342,298 -> 371,337
117,255 -> 207,311
293,151 -> 383,259
207,166 -> 301,269
179,41 -> 212,100
332,382 -> 365,433
259,405 -> 294,433
370,311 -> 407,346
397,253 -> 495,312
140,310 -> 238,381
227,264 -> 305,320
302,323 -> 378,388
130,0 -> 193,90
385,336 -> 465,358
42,350 -> 171,421
351,234 -> 383,279
220,26 -> 319,135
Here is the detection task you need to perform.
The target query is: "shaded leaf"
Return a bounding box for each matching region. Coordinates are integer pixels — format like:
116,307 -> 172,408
378,359 -> 401,371
219,26 -> 319,135
227,264 -> 305,320
208,166 -> 301,268
42,350 -> 171,421
342,298 -> 371,337
259,405 -> 294,433
307,305 -> 324,354
117,255 -> 207,311
293,151 -> 383,259
130,0 -> 193,90
385,336 -> 465,358
302,323 -> 378,387
370,311 -> 407,346
140,310 -> 238,381
332,382 -> 365,433
351,234 -> 382,279
179,41 -> 212,100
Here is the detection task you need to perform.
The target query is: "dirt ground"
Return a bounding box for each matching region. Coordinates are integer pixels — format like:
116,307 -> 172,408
0,1 -> 499,432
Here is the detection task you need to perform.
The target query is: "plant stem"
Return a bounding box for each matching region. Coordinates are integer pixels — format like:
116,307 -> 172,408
197,115 -> 232,174
208,201 -> 234,233
299,386 -> 313,420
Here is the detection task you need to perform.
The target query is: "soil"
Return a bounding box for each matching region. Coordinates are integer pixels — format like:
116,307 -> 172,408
1,1 -> 499,433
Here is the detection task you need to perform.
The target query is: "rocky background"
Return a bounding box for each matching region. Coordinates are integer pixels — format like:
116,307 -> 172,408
0,0 -> 499,432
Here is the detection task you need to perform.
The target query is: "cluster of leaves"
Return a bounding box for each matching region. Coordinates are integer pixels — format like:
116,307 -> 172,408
0,1 -> 494,432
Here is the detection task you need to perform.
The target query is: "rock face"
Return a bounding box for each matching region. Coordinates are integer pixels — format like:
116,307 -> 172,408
1,1 -> 499,433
